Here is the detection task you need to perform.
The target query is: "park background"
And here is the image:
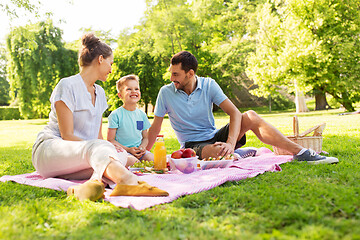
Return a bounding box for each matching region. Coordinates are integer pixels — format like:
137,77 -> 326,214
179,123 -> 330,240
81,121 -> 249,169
1,0 -> 359,119
0,0 -> 359,239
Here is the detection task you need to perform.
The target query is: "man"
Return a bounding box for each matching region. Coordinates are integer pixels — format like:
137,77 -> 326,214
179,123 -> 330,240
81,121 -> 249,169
147,51 -> 338,164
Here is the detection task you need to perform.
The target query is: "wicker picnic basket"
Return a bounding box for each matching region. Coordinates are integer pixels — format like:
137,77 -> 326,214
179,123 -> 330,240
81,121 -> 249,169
273,116 -> 326,155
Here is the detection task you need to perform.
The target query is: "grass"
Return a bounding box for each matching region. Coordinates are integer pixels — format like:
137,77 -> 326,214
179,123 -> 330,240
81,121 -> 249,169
0,109 -> 359,239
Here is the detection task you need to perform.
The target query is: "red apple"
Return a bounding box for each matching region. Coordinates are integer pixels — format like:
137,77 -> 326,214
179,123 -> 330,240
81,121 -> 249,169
171,149 -> 184,159
181,148 -> 196,158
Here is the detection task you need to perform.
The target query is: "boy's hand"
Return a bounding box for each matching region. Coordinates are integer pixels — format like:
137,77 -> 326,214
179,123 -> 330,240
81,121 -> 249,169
128,147 -> 143,159
138,146 -> 146,155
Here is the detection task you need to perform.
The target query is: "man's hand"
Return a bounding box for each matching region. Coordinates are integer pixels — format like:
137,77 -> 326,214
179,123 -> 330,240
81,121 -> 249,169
214,142 -> 234,158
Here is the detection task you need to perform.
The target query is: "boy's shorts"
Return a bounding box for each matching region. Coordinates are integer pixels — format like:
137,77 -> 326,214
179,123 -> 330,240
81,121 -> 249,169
127,150 -> 151,160
184,124 -> 246,159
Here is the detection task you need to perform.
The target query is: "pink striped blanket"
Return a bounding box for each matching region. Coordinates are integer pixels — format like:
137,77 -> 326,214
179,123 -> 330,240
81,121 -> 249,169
0,150 -> 292,210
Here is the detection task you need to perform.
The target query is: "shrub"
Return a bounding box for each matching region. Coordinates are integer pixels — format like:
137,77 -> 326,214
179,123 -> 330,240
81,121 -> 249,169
271,95 -> 296,111
0,106 -> 21,120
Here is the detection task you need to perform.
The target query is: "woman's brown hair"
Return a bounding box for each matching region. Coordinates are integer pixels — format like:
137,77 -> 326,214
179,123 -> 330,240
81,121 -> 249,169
78,33 -> 112,67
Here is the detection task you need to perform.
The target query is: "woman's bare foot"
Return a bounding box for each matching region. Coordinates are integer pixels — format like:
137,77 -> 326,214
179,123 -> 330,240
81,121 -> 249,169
104,158 -> 139,185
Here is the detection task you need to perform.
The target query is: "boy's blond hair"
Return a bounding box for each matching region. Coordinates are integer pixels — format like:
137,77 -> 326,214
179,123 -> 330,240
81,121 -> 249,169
116,74 -> 140,93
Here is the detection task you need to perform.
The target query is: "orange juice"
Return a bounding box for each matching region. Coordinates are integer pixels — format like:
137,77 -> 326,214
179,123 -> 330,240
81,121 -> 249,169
154,135 -> 167,170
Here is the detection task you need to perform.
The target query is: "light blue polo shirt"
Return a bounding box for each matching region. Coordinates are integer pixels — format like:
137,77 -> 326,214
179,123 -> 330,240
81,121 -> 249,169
108,107 -> 151,148
154,76 -> 228,147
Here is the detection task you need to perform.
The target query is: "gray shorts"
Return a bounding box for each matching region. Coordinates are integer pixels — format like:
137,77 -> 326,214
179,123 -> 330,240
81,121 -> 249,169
184,124 -> 246,159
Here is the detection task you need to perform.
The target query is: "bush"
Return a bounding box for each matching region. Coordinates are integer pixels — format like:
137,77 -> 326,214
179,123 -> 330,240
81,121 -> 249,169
0,106 -> 21,120
271,95 -> 296,111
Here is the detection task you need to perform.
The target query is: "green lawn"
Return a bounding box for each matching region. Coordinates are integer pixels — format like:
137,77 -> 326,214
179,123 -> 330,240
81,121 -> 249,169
0,109 -> 359,239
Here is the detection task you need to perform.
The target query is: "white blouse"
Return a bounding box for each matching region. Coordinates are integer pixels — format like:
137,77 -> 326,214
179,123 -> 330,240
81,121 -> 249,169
39,74 -> 108,141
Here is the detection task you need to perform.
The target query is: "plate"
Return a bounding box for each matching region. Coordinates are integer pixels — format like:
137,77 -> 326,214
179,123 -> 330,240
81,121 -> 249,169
129,167 -> 144,172
198,159 -> 234,170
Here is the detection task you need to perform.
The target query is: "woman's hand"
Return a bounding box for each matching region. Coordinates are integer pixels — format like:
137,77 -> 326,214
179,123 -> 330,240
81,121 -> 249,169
107,128 -> 127,153
115,144 -> 125,153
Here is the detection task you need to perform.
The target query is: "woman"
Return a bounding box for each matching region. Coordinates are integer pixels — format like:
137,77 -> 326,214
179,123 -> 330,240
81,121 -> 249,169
32,33 -> 168,201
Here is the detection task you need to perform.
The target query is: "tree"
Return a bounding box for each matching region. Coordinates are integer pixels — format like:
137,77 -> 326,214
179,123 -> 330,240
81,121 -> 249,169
6,20 -> 77,118
79,28 -> 117,47
102,0 -> 200,115
0,0 -> 41,18
246,3 -> 295,105
104,32 -> 165,115
289,0 -> 360,111
0,0 -> 44,107
246,0 -> 360,111
144,0 -> 197,56
0,44 -> 10,105
193,0 -> 265,97
142,0 -> 266,101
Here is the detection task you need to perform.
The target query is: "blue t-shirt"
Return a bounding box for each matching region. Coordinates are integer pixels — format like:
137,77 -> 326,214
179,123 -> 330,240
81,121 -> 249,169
154,76 -> 228,147
108,107 -> 151,148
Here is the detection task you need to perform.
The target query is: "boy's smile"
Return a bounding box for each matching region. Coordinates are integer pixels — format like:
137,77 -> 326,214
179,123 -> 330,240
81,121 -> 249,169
130,93 -> 139,98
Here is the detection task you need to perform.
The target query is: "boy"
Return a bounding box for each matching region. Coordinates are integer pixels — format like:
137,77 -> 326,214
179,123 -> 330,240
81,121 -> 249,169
107,75 -> 153,166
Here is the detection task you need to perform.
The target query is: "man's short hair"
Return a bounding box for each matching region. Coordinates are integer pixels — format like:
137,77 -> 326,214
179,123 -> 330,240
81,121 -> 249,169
171,51 -> 198,73
116,74 -> 139,93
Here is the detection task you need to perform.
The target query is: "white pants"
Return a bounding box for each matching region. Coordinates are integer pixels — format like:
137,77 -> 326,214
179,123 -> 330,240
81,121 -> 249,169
32,133 -> 127,180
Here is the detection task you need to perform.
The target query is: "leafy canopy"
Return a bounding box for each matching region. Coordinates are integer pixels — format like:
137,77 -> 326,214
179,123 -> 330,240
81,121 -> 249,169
246,0 -> 360,111
6,20 -> 77,118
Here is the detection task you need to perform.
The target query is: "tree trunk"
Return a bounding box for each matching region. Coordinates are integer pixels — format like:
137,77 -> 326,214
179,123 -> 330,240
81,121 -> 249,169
315,92 -> 332,110
340,99 -> 355,112
268,95 -> 271,113
295,90 -> 309,113
145,102 -> 148,115
294,80 -> 309,113
329,91 -> 355,112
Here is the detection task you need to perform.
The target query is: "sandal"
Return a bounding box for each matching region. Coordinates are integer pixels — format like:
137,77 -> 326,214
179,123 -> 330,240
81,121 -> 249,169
110,181 -> 169,197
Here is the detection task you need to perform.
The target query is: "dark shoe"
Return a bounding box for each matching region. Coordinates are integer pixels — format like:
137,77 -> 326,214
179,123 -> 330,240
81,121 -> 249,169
234,147 -> 257,159
293,149 -> 339,164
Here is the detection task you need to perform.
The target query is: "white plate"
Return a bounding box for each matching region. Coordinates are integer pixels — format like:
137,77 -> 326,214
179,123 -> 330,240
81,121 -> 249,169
129,167 -> 143,172
198,159 -> 234,170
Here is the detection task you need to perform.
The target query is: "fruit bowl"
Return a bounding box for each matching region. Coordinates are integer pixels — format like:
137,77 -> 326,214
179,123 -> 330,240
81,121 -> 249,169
169,156 -> 198,174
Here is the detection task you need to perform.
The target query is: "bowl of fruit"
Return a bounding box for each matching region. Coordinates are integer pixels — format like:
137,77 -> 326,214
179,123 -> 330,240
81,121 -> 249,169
169,148 -> 198,174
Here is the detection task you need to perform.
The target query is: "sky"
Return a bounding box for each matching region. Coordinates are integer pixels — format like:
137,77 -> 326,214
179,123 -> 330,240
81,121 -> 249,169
0,0 -> 147,43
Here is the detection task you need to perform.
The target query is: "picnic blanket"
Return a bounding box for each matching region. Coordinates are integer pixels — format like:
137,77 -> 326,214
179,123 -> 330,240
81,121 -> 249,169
0,149 -> 292,210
